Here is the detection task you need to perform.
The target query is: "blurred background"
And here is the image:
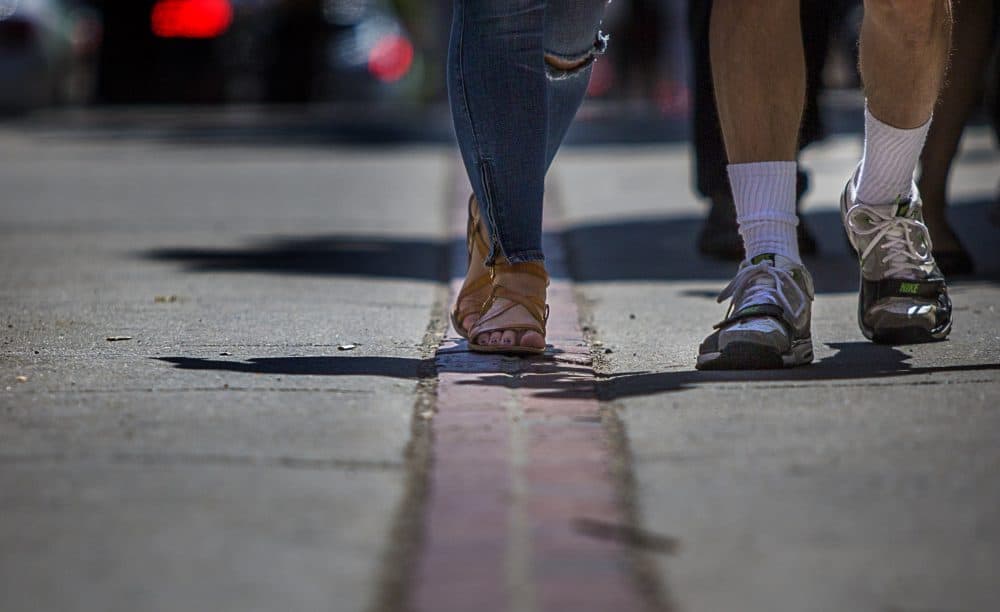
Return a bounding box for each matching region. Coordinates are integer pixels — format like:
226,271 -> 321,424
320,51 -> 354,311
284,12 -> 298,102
0,0 -> 873,117
1,0 -> 997,176
2,0 -> 995,132
5,0 -> 1000,126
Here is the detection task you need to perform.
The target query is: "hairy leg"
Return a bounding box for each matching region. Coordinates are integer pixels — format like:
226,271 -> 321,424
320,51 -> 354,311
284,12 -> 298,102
860,0 -> 953,130
709,0 -> 805,164
709,0 -> 804,263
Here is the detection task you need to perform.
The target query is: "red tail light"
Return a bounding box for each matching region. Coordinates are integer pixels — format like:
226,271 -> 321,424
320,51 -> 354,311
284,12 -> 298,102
367,35 -> 414,83
151,0 -> 233,39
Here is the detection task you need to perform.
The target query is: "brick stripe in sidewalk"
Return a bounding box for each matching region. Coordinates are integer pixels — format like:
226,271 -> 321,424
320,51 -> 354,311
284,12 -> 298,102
410,176 -> 660,612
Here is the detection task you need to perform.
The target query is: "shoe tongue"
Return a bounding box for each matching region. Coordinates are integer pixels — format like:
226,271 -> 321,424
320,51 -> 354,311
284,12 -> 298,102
869,198 -> 915,219
741,253 -> 780,306
894,199 -> 913,218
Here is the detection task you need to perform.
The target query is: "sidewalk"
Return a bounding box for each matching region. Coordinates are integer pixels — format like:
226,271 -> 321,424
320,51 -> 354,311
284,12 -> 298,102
0,117 -> 450,612
1,111 -> 998,612
554,130 -> 1000,611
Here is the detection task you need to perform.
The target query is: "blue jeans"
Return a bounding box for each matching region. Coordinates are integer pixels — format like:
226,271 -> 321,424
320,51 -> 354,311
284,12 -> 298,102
448,0 -> 610,263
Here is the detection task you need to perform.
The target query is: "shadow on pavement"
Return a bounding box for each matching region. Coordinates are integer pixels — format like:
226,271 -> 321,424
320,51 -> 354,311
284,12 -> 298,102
156,355 -> 435,379
564,199 -> 1000,292
155,342 -> 1000,402
145,235 -> 449,282
593,342 -> 1000,401
141,200 -> 998,290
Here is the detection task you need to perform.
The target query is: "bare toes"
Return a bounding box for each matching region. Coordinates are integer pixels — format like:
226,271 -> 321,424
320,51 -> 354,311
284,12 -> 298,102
500,330 -> 517,345
476,333 -> 491,346
489,331 -> 503,345
520,331 -> 545,349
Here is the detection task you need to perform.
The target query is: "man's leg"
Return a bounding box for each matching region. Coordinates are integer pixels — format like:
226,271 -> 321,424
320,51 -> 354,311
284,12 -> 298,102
842,0 -> 955,343
710,0 -> 803,165
855,0 -> 953,205
693,0 -> 825,260
709,0 -> 803,262
697,0 -> 815,370
690,0 -> 744,260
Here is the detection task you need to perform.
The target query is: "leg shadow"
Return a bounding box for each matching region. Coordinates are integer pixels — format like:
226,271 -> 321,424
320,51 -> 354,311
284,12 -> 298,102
594,341 -> 1000,401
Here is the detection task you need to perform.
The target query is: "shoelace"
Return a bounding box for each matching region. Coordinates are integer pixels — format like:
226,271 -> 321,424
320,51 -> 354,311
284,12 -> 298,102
717,261 -> 807,320
846,203 -> 932,278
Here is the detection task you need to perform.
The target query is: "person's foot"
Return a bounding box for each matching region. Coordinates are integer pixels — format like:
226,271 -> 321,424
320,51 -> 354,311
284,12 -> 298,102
841,171 -> 953,343
469,262 -> 548,355
697,194 -> 818,260
696,253 -> 815,370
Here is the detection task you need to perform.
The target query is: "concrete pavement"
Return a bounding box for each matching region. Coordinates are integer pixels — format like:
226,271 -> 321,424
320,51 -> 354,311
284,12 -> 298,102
1,113 -> 449,612
1,109 -> 998,612
555,130 -> 1000,611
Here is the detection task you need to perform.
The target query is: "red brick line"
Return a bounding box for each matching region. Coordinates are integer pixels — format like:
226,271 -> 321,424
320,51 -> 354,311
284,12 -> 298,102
411,178 -> 655,612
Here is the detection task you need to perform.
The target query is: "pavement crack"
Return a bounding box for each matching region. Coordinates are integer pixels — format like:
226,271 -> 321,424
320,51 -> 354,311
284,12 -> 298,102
365,167 -> 451,612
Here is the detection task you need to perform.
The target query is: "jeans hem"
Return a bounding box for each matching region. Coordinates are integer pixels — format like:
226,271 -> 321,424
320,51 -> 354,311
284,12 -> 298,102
505,250 -> 546,264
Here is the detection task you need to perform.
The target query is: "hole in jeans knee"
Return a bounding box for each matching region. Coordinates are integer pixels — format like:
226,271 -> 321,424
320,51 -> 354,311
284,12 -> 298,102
544,31 -> 609,78
544,53 -> 591,72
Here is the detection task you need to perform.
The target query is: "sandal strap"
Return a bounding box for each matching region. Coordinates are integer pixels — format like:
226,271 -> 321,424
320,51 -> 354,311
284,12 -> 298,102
452,273 -> 492,320
469,284 -> 549,338
491,260 -> 549,284
452,194 -> 494,335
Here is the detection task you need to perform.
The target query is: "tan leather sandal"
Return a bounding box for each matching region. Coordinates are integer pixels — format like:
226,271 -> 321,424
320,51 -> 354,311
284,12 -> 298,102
467,261 -> 549,356
450,194 -> 494,339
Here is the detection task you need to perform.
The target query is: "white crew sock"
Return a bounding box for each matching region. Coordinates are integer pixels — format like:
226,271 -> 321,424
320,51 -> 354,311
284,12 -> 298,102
855,103 -> 931,206
727,161 -> 800,263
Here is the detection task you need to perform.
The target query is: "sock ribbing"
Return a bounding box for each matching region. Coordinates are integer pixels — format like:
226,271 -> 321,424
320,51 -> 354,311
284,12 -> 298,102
855,103 -> 931,206
727,161 -> 800,264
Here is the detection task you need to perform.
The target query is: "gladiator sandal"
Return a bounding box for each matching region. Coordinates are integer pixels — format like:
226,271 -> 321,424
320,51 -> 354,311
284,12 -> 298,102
467,261 -> 549,356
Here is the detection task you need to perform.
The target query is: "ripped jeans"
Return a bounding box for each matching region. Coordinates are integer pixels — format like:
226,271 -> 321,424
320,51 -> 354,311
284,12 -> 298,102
448,0 -> 611,263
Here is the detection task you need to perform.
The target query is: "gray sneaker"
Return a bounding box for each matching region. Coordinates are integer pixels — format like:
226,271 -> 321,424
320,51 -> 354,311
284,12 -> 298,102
841,170 -> 953,343
697,253 -> 815,370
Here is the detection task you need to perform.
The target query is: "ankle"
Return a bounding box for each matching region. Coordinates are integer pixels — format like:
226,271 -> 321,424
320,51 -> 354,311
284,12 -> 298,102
727,162 -> 802,264
856,104 -> 930,205
493,262 -> 548,293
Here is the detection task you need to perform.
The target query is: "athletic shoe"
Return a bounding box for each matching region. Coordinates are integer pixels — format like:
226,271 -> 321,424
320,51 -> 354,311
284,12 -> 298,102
697,253 -> 815,369
841,169 -> 953,343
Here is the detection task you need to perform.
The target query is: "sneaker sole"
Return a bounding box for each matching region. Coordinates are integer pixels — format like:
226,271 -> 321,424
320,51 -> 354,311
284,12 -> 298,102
858,307 -> 953,345
696,338 -> 813,370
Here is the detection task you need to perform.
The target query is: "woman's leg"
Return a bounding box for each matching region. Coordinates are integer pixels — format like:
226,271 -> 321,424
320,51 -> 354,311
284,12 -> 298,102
448,0 -> 609,348
448,0 -> 609,264
542,0 -> 611,169
449,0 -> 548,265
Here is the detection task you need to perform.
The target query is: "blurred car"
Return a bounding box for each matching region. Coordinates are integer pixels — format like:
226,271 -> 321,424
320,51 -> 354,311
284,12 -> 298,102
94,0 -> 233,103
260,0 -> 420,103
92,0 -> 421,104
0,0 -> 101,111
